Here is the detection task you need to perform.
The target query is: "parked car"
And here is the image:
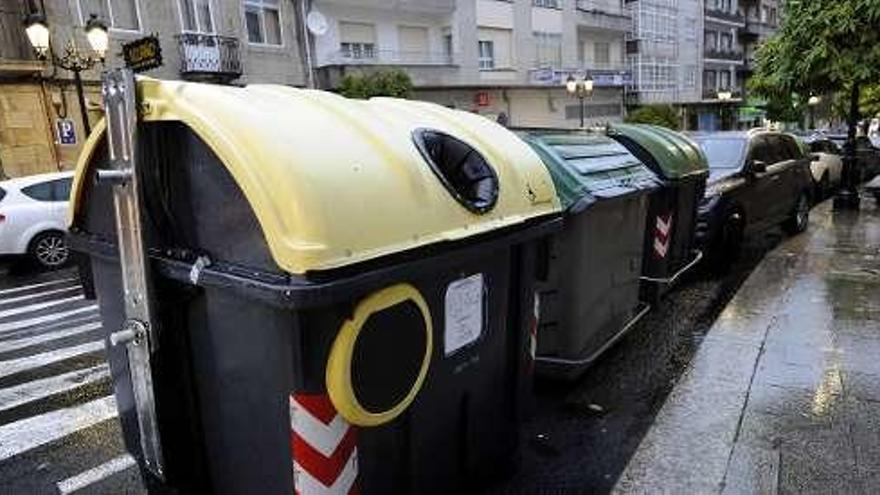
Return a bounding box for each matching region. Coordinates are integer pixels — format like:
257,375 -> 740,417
0,172 -> 74,268
691,131 -> 814,266
827,134 -> 880,181
802,136 -> 843,199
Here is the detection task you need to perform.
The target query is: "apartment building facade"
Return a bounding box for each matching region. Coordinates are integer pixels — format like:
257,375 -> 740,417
624,0 -> 703,109
311,0 -> 632,128
692,0 -> 778,130
0,0 -> 304,178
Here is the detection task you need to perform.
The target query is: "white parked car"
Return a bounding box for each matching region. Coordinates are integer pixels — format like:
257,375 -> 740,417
804,137 -> 843,199
0,171 -> 74,268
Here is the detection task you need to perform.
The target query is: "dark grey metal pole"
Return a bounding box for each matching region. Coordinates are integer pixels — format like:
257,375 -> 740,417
834,82 -> 861,210
579,94 -> 585,128
73,69 -> 91,136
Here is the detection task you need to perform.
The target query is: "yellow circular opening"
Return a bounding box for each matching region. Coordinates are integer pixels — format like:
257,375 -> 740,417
326,283 -> 433,427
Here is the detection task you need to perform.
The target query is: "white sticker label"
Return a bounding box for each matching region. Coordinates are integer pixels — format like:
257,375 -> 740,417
444,273 -> 485,356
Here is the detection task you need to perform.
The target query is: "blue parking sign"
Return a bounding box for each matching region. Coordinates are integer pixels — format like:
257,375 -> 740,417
57,119 -> 76,145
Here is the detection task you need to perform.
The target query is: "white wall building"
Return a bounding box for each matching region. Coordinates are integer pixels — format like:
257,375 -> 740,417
311,0 -> 632,128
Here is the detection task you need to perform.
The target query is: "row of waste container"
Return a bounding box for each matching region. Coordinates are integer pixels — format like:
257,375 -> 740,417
69,72 -> 709,494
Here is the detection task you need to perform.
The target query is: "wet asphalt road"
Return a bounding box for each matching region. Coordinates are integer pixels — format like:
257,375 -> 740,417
0,226 -> 787,494
0,260 -> 145,494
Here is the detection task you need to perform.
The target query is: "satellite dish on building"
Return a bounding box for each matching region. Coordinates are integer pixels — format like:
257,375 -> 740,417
306,10 -> 328,36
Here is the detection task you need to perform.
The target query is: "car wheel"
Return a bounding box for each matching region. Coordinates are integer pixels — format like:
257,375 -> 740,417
784,193 -> 810,235
29,231 -> 70,269
817,174 -> 830,201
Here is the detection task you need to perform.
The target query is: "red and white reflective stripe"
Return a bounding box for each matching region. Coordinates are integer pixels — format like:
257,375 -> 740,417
290,393 -> 358,495
653,213 -> 673,259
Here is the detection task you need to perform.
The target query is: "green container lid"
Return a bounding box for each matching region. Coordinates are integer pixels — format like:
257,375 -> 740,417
608,124 -> 708,180
518,130 -> 659,211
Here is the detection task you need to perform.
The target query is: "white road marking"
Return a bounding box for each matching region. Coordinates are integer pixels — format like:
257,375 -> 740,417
0,278 -> 78,297
0,364 -> 110,413
0,395 -> 117,461
0,286 -> 81,308
0,306 -> 98,335
0,341 -> 104,379
56,454 -> 137,494
0,296 -> 84,320
0,314 -> 100,343
0,322 -> 103,354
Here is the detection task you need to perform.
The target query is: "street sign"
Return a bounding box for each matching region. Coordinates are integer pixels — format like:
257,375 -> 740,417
122,36 -> 163,73
56,119 -> 76,145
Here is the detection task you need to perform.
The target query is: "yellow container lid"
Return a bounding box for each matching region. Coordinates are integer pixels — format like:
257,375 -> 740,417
70,78 -> 560,274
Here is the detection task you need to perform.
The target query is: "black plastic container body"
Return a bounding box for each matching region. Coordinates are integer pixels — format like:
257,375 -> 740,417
72,123 -> 553,494
534,192 -> 649,379
639,177 -> 706,301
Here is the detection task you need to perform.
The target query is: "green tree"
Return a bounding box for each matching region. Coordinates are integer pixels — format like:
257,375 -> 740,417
749,0 -> 880,195
338,69 -> 413,99
624,105 -> 680,130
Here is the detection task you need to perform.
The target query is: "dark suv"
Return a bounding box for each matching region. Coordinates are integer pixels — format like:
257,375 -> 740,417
691,130 -> 814,266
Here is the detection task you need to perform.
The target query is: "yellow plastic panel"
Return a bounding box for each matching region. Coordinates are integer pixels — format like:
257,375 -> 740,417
70,78 -> 560,274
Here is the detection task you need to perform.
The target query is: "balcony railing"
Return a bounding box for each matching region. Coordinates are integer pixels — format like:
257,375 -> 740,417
741,19 -> 778,39
176,33 -> 242,82
704,49 -> 744,61
320,49 -> 454,67
705,8 -> 745,25
702,88 -> 742,100
575,0 -> 631,31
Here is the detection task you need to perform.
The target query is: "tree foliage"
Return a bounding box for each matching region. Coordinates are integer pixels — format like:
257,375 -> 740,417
338,69 -> 413,99
624,105 -> 680,130
750,0 -> 880,98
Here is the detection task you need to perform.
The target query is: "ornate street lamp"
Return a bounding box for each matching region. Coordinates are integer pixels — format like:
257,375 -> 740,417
808,95 -> 821,130
23,12 -> 108,136
566,73 -> 594,128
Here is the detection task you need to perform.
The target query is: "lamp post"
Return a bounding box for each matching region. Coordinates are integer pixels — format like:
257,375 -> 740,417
23,12 -> 108,136
717,90 -> 732,130
566,73 -> 594,128
808,95 -> 821,130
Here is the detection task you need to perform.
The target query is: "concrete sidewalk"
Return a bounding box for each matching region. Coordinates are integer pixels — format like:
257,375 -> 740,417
614,198 -> 880,494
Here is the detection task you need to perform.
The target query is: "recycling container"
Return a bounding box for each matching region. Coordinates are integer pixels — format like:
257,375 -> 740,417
68,76 -> 561,494
516,130 -> 660,379
607,124 -> 709,302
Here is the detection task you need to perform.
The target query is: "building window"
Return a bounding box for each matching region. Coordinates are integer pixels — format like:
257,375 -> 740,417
179,0 -> 214,33
593,42 -> 611,65
339,22 -> 376,59
340,42 -> 375,59
398,25 -> 429,61
443,28 -> 453,59
534,32 -> 562,68
478,27 -> 511,69
244,0 -> 281,45
533,0 -> 561,8
769,8 -> 777,25
720,33 -> 732,51
78,0 -> 140,31
703,70 -> 716,90
478,40 -> 495,69
705,31 -> 718,50
719,70 -> 731,89
684,65 -> 697,88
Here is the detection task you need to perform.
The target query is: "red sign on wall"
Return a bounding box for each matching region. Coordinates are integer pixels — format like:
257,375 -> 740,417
474,91 -> 491,107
